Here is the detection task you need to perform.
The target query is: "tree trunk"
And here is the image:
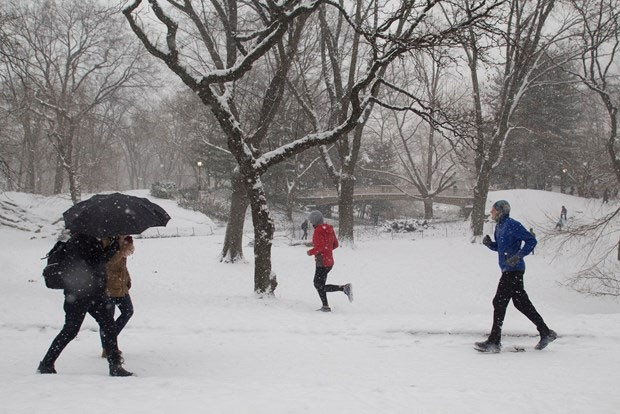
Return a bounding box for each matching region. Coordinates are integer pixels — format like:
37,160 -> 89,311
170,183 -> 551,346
220,172 -> 248,262
470,173 -> 491,236
285,189 -> 294,221
285,189 -> 295,239
604,103 -> 620,186
246,173 -> 277,295
423,198 -> 434,220
20,116 -> 36,193
52,125 -> 70,195
53,154 -> 64,194
67,165 -> 81,204
61,124 -> 82,204
338,176 -> 355,243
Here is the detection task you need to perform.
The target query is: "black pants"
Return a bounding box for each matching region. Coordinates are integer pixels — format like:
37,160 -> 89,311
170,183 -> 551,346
100,294 -> 134,348
488,271 -> 550,344
42,294 -> 119,365
313,266 -> 342,307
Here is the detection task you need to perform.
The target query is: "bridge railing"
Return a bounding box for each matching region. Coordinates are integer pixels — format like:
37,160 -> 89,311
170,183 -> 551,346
298,185 -> 473,199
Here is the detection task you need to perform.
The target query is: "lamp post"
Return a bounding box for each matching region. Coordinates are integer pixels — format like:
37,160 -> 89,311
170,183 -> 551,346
196,161 -> 203,191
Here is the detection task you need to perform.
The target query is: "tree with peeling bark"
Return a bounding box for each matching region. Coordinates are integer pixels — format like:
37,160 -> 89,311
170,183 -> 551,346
124,0 -> 506,294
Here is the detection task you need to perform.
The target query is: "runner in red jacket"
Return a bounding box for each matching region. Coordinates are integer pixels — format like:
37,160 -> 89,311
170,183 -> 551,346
306,210 -> 353,312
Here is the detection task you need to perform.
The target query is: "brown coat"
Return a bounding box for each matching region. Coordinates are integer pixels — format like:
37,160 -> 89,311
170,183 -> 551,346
105,238 -> 133,297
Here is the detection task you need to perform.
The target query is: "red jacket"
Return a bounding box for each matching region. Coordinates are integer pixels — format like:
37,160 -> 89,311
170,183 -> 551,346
308,223 -> 339,267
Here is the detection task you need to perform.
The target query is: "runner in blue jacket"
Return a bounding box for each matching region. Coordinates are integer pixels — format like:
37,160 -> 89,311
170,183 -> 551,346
475,200 -> 557,353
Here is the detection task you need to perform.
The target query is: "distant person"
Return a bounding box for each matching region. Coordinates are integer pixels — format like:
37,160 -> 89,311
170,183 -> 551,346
555,218 -> 564,231
37,233 -> 133,376
475,200 -> 557,353
603,188 -> 609,204
560,205 -> 567,221
301,219 -> 308,240
100,235 -> 135,358
529,228 -> 536,255
306,210 -> 352,312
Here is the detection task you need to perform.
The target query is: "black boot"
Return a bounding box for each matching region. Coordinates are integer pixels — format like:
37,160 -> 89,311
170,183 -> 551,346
107,351 -> 133,377
37,361 -> 57,374
535,329 -> 558,350
474,340 -> 501,353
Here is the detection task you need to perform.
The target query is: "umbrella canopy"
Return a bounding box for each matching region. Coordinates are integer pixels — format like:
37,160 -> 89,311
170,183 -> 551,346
63,193 -> 170,238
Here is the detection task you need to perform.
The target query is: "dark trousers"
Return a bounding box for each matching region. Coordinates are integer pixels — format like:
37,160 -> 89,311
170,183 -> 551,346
100,294 -> 134,348
42,295 -> 119,365
313,266 -> 342,307
488,271 -> 550,344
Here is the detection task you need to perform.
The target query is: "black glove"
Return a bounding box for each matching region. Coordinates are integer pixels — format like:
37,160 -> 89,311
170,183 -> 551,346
482,235 -> 492,247
506,255 -> 520,266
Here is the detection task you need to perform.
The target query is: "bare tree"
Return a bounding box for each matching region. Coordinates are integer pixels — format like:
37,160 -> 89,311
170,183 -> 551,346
292,1 -> 502,243
0,10 -> 46,194
362,53 -> 458,219
0,72 -> 44,193
450,0 -> 579,237
567,0 -> 620,186
1,0 -> 151,203
124,0 -> 506,294
550,0 -> 620,295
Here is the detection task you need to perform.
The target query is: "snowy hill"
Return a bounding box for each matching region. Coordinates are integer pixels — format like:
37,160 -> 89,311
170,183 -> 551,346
0,189 -> 619,413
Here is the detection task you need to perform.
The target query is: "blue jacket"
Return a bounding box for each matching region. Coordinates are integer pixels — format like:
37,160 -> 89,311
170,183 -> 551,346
485,215 -> 537,272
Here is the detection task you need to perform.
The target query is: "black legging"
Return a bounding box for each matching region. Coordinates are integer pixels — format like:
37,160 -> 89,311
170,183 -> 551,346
42,295 -> 119,365
313,266 -> 342,307
100,294 -> 134,348
488,271 -> 550,344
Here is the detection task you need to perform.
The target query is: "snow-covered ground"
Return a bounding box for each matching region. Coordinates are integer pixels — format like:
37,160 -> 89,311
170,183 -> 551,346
1,189 -> 619,414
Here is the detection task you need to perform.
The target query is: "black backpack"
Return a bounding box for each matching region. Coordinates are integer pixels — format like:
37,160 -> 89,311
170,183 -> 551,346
42,241 -> 69,289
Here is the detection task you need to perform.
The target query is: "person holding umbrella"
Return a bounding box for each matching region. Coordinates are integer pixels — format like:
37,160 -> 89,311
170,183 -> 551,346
38,193 -> 169,376
37,232 -> 133,376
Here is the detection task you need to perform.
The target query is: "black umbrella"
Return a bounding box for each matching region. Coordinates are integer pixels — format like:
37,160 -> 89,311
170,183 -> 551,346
63,192 -> 170,238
